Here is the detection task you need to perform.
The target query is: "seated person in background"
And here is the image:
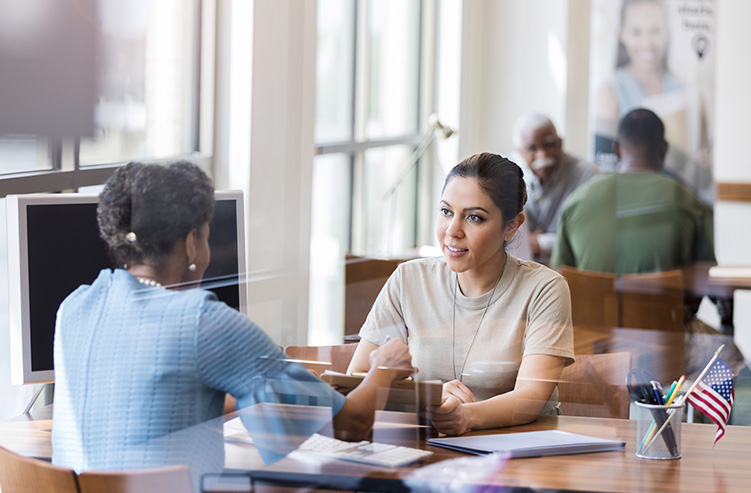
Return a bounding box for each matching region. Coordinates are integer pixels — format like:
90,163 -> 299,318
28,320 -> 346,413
511,113 -> 601,261
348,153 -> 574,436
52,161 -> 415,489
551,108 -> 715,275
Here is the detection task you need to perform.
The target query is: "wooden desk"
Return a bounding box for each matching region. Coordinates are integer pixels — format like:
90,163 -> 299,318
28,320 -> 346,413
6,406 -> 751,492
683,262 -> 751,299
224,411 -> 751,492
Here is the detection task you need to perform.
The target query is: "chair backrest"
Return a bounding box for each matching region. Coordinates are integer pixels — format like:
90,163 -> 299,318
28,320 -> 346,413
284,344 -> 359,376
561,266 -> 685,332
344,256 -> 406,341
77,465 -> 192,493
560,266 -> 619,328
557,352 -> 631,419
0,445 -> 80,493
619,269 -> 684,332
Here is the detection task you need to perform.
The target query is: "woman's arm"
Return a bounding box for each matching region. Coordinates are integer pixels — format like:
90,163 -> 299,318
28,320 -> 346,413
347,339 -> 379,374
333,339 -> 415,440
430,354 -> 566,436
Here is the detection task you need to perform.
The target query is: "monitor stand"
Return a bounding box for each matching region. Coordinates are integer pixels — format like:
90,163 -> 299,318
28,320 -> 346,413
23,384 -> 47,414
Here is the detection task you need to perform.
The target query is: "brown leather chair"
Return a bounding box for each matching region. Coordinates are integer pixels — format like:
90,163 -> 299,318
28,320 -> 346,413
619,270 -> 685,332
557,352 -> 632,419
560,266 -> 619,328
560,266 -> 685,332
344,255 -> 407,342
0,445 -> 80,493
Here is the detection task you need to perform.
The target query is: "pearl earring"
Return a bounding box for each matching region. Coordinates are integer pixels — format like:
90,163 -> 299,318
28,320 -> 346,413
188,263 -> 197,272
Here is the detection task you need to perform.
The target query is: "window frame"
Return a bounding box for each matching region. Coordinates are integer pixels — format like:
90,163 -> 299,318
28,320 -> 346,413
0,0 -> 214,198
314,0 -> 429,255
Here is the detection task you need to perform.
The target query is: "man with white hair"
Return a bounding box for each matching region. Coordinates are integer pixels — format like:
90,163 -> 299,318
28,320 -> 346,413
512,113 -> 600,260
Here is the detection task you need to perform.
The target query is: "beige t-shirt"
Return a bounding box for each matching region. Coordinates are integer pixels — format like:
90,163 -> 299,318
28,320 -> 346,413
359,255 -> 574,407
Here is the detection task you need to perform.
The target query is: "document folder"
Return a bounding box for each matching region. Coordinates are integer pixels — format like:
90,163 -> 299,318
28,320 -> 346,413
427,430 -> 625,458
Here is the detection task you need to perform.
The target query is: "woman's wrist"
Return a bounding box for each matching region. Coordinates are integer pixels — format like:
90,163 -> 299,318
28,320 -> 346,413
463,401 -> 480,431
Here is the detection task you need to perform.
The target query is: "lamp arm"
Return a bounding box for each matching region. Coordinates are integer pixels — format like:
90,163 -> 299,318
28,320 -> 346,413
382,131 -> 438,200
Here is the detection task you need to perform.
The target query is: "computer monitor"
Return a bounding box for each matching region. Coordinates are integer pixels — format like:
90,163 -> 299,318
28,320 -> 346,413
7,191 -> 247,385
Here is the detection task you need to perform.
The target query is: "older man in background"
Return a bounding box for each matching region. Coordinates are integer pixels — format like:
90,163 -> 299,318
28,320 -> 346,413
512,113 -> 600,261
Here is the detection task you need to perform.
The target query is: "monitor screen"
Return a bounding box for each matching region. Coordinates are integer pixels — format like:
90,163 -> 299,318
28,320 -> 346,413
8,191 -> 247,384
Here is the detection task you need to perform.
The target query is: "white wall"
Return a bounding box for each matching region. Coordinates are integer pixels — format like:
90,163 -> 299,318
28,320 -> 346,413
214,0 -> 318,346
458,0 -> 574,159
458,0 -> 749,268
713,0 -> 751,266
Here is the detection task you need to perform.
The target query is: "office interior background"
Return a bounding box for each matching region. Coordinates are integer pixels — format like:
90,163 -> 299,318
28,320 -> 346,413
1,0 -> 750,421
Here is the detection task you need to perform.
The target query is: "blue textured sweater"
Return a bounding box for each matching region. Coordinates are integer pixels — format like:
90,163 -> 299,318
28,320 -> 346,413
52,269 -> 344,489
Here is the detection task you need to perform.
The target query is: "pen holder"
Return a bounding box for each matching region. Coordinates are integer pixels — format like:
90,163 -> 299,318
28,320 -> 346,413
635,401 -> 683,460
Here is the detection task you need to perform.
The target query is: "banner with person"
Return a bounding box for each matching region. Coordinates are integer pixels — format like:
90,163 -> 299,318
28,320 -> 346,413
589,0 -> 716,204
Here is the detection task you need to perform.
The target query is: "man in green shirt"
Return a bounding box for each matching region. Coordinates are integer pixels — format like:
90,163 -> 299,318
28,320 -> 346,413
551,108 -> 715,275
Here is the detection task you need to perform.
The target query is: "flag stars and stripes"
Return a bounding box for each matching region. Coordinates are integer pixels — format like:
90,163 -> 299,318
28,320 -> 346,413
687,358 -> 734,445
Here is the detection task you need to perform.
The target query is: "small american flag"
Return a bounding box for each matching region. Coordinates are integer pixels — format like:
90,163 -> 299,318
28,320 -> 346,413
687,358 -> 734,445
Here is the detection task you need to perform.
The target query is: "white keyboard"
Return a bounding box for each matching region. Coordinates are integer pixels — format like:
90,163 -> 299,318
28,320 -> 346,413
297,433 -> 433,468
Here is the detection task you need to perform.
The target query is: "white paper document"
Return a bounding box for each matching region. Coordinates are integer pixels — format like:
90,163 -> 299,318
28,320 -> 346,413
427,430 -> 625,458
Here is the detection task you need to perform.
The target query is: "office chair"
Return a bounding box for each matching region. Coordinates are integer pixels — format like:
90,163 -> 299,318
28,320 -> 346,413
0,445 -> 79,493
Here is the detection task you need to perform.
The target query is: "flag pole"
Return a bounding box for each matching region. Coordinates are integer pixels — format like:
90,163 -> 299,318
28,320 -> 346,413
676,344 -> 726,404
641,344 -> 725,453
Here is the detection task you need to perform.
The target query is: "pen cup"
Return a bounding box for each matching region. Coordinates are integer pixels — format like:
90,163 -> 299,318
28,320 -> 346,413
635,401 -> 683,460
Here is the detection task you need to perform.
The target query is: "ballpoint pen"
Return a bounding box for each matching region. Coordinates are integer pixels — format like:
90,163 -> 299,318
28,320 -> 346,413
645,381 -> 678,456
651,381 -> 665,405
638,376 -> 685,454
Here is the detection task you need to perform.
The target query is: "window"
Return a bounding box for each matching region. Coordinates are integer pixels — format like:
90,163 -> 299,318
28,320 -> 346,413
314,0 -> 423,258
0,0 -> 212,419
0,0 -> 210,197
0,136 -> 51,175
310,0 -> 427,343
79,0 -> 200,166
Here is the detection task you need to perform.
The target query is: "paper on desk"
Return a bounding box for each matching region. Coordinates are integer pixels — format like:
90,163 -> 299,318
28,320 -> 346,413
223,417 -> 254,445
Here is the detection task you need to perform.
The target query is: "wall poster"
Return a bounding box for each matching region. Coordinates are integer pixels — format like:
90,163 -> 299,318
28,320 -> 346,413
589,0 -> 715,203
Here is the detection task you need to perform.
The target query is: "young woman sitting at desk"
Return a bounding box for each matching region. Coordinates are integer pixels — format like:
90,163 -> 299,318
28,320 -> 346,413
348,153 -> 574,436
51,161 -> 415,486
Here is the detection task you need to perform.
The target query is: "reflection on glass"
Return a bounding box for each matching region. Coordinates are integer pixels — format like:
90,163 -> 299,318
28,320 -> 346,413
365,0 -> 420,139
362,145 -> 416,256
316,0 -> 355,143
79,0 -> 197,165
0,135 -> 50,174
309,154 -> 352,344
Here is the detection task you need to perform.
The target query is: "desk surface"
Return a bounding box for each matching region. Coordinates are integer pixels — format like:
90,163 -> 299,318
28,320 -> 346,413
683,261 -> 751,298
3,406 -> 751,492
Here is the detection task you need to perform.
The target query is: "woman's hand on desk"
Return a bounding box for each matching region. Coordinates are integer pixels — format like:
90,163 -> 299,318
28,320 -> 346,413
442,379 -> 476,404
430,394 -> 473,436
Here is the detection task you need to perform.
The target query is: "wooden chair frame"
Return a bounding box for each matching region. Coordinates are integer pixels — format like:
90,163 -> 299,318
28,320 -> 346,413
557,352 -> 632,419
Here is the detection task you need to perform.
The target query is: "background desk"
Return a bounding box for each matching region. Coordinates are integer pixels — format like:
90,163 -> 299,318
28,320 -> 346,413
4,406 -> 751,492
